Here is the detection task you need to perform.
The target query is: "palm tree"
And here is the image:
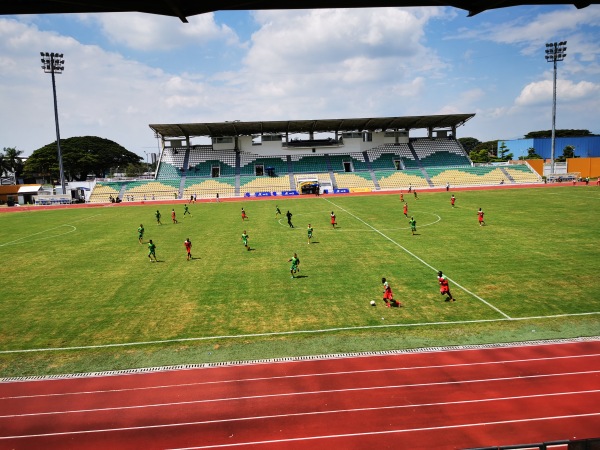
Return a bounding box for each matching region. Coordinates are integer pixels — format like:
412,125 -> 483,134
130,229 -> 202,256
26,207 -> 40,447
2,147 -> 24,176
0,153 -> 7,176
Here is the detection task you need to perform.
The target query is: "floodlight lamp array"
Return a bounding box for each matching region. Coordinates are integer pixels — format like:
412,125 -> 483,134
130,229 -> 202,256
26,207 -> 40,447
40,52 -> 65,73
544,41 -> 567,62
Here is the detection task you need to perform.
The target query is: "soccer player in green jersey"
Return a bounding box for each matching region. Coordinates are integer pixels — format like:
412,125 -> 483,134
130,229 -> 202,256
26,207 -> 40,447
183,204 -> 191,217
138,224 -> 145,244
307,224 -> 313,244
275,205 -> 281,218
155,210 -> 162,225
148,239 -> 157,262
241,230 -> 249,251
409,216 -> 417,236
288,253 -> 300,278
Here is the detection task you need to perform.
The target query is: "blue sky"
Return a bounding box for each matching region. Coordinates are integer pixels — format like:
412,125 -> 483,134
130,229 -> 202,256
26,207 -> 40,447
1,5 -> 599,158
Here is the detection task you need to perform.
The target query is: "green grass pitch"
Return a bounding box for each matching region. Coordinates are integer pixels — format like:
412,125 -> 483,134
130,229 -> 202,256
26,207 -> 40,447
0,185 -> 598,377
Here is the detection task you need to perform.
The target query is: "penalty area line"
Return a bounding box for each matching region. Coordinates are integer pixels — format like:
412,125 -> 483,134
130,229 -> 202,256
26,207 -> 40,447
323,198 -> 511,319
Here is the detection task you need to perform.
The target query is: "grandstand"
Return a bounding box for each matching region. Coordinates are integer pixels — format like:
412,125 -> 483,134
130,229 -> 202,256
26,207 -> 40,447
87,114 -> 543,201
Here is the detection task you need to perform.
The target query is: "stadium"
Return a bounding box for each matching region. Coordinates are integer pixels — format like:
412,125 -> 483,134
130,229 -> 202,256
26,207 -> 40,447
84,113 -> 547,203
1,2 -> 600,450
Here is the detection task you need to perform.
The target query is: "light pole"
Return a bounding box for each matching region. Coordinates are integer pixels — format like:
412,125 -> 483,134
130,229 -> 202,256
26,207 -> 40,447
41,52 -> 67,194
545,41 -> 567,176
144,152 -> 150,177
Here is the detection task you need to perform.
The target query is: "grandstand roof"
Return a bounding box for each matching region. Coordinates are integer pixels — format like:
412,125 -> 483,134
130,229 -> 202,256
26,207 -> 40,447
149,114 -> 475,139
1,1 -> 596,21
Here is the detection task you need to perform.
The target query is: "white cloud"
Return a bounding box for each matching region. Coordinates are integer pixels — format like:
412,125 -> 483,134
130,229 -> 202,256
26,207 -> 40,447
246,8 -> 447,74
515,78 -> 600,106
2,5 -> 599,157
77,12 -> 240,51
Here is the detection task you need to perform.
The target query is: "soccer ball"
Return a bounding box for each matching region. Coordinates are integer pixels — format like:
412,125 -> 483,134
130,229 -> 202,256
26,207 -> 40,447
370,300 -> 376,306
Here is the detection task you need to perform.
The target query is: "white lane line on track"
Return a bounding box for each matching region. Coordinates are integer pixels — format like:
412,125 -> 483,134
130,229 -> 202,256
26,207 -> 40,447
3,353 -> 599,400
323,197 -> 512,318
168,412 -> 600,449
1,371 -> 598,419
1,391 -> 599,440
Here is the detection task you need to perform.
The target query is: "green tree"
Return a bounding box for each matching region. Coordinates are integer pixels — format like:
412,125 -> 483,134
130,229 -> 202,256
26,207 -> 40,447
0,153 -> 7,176
458,137 -> 480,154
469,149 -> 490,163
24,136 -> 141,182
519,147 -> 542,160
496,142 -> 513,161
1,147 -> 24,177
555,145 -> 577,162
524,130 -> 595,138
125,163 -> 147,177
471,140 -> 499,157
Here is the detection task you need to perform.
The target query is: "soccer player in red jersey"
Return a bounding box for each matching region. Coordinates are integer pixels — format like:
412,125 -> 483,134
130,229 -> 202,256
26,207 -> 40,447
241,207 -> 248,221
437,271 -> 455,302
382,278 -> 401,307
451,194 -> 456,208
403,202 -> 408,218
477,208 -> 485,226
184,238 -> 192,260
330,211 -> 337,228
171,209 -> 178,224
400,192 -> 404,202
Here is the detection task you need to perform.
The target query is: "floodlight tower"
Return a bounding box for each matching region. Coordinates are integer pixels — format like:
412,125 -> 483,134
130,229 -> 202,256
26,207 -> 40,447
41,52 -> 67,194
545,41 -> 567,176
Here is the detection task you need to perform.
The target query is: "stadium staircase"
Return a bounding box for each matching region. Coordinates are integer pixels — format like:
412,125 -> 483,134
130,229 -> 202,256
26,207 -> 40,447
235,151 -> 241,196
324,155 -> 338,190
499,167 -> 516,183
362,151 -> 381,190
177,147 -> 192,198
118,183 -> 128,201
407,142 -> 435,188
286,156 -> 295,190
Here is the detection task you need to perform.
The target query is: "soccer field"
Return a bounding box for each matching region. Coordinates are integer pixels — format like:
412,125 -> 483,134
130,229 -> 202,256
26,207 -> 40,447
0,185 -> 599,377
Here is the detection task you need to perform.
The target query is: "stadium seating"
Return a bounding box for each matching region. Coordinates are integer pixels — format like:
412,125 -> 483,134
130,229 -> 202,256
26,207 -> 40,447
367,144 -> 419,170
427,167 -> 508,187
183,178 -> 236,199
186,147 -> 236,177
138,140 -> 541,199
376,169 -> 429,189
239,176 -> 292,195
156,162 -> 182,179
88,182 -> 123,203
334,172 -> 375,190
291,155 -> 328,173
122,180 -> 180,200
328,153 -> 369,172
239,154 -> 288,176
411,139 -> 471,167
504,165 -> 542,183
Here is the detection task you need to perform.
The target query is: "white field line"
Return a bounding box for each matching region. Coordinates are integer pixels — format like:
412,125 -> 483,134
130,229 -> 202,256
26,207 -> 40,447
277,210 -> 442,231
323,198 -> 511,319
1,313 -> 600,354
1,388 -> 598,439
0,213 -> 102,247
0,225 -> 76,247
4,353 -> 598,400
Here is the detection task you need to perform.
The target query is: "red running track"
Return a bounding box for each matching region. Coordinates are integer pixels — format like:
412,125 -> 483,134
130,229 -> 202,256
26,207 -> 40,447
1,339 -> 599,450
